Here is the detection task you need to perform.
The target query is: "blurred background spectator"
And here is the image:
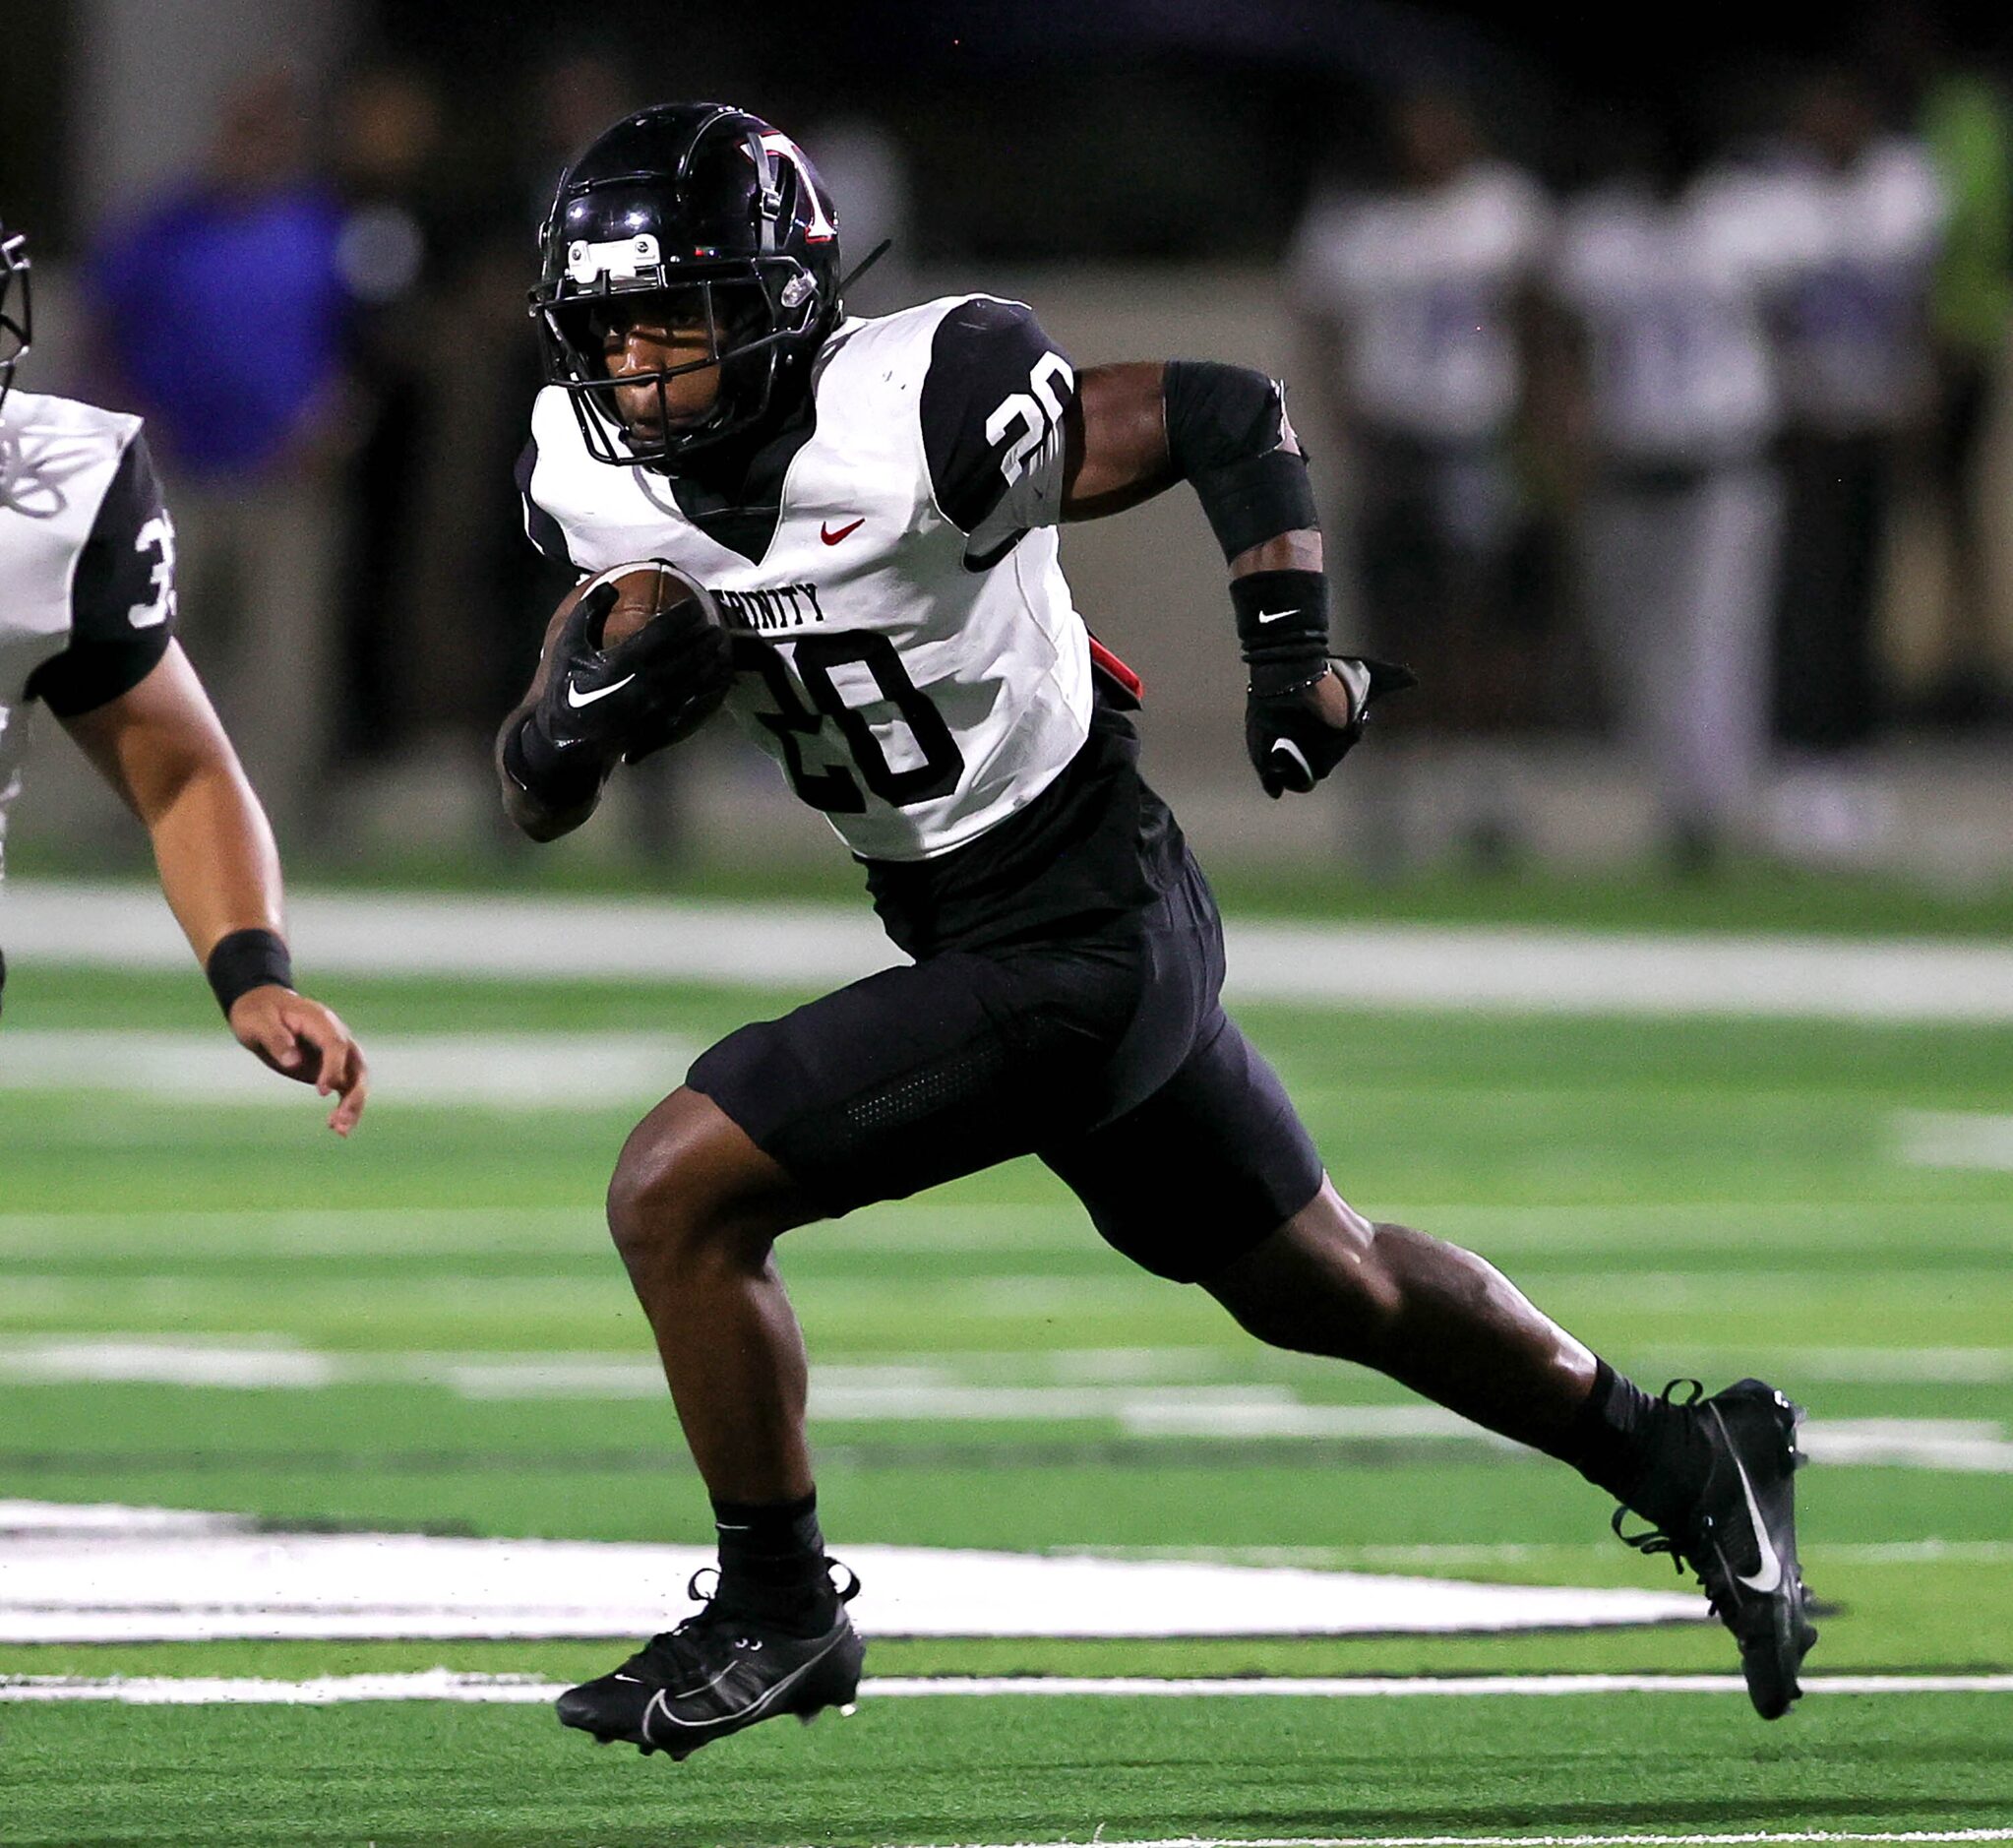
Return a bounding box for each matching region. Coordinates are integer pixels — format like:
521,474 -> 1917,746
5,0 -> 2010,887
1290,85 -> 1556,871
327,62 -> 451,774
81,67 -> 354,850
1761,63 -> 1946,864
1542,101 -> 1801,873
1880,8 -> 2013,729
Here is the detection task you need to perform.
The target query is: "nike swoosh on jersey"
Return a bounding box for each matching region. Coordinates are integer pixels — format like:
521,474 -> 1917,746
1729,1448 -> 1785,1593
1255,607 -> 1299,623
821,518 -> 865,545
567,673 -> 636,708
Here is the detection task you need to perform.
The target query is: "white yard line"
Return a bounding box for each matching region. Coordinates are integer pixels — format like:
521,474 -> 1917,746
1062,1540 -> 2013,1569
0,1201 -> 1080,1257
1898,1112 -> 2013,1172
4,1671 -> 2012,1706
0,1031 -> 695,1107
0,1527 -> 1703,1643
11,882 -> 2013,1020
1,1338 -> 2007,1469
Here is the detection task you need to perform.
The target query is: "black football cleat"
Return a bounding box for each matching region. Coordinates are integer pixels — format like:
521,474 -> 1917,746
1614,1379 -> 1817,1719
557,1565 -> 865,1760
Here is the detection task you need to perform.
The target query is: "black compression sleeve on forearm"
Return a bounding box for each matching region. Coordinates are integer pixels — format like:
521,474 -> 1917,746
1163,360 -> 1319,563
501,712 -> 605,813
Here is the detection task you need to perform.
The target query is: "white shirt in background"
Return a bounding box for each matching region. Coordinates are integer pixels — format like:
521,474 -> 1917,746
1550,167 -> 1809,468
1291,161 -> 1554,446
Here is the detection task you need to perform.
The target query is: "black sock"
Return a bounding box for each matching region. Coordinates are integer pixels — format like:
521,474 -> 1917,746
710,1491 -> 833,1632
1565,1360 -> 1711,1527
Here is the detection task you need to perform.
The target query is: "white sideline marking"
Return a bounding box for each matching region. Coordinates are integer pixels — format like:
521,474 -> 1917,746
13,881 -> 2013,1020
0,1510 -> 1702,1642
1069,1539 -> 2013,1568
0,1031 -> 694,1107
4,1340 -> 2009,1470
1899,1111 -> 2013,1171
5,1670 -> 2013,1706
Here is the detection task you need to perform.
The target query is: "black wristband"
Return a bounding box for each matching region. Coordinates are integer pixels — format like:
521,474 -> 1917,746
502,712 -> 606,811
1232,570 -> 1330,697
206,927 -> 294,1018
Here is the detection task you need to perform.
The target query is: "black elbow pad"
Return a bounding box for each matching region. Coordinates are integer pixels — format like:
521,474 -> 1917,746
1163,360 -> 1318,563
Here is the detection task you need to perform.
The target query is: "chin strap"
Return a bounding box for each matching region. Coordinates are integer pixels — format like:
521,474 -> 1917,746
836,238 -> 892,298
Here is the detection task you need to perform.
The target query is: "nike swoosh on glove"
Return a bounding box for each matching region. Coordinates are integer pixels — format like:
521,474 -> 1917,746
1246,656 -> 1418,798
534,583 -> 735,771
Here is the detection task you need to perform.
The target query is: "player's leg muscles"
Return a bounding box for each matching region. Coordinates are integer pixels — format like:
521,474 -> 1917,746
1200,1179 -> 1598,1454
606,1086 -> 824,1503
1056,1013 -> 1687,1505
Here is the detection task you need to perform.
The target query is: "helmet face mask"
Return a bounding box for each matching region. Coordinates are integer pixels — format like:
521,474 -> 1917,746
0,225 -> 32,415
529,104 -> 841,470
537,262 -> 823,466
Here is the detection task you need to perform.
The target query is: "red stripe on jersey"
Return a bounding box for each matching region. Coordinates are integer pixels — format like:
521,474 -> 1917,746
1087,635 -> 1143,702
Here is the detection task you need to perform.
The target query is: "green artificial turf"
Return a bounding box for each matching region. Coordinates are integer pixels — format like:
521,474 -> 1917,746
7,1692 -> 2012,1846
2,953 -> 2010,1842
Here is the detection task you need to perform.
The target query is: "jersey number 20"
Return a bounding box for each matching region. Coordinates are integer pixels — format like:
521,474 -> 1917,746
740,632 -> 964,813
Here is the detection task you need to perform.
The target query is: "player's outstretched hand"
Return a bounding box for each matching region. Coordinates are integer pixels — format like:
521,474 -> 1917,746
228,986 -> 370,1137
538,582 -> 734,770
1245,656 -> 1417,798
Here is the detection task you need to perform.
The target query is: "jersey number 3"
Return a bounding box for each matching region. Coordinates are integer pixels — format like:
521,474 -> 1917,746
740,632 -> 965,814
127,512 -> 178,630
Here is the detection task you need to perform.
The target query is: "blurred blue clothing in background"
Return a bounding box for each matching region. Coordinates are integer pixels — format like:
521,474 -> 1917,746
88,183 -> 348,478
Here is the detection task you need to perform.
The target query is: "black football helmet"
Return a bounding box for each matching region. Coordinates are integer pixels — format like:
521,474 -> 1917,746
0,222 -> 31,414
530,102 -> 842,469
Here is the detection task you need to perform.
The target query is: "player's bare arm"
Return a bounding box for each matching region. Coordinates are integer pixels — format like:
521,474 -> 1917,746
61,643 -> 368,1135
1065,358 -> 1414,794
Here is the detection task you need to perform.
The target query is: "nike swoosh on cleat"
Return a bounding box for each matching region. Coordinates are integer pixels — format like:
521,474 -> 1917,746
567,674 -> 636,708
1723,1428 -> 1785,1594
642,1631 -> 851,1741
821,518 -> 865,545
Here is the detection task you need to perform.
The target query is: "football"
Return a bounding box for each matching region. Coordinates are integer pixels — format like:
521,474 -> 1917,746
575,558 -> 720,649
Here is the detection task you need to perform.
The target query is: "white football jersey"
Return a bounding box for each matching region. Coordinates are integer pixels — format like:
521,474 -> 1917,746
0,390 -> 176,876
519,295 -> 1092,863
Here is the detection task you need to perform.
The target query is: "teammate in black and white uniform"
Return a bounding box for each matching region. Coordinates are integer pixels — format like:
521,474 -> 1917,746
499,106 -> 1815,1759
0,223 -> 366,1131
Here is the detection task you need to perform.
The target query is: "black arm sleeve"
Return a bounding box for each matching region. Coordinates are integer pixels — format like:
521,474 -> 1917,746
920,298 -> 1076,534
1162,361 -> 1318,563
515,437 -> 577,570
26,433 -> 178,718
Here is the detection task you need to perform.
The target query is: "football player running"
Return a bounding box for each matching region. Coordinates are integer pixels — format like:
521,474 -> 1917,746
0,223 -> 366,1133
502,105 -> 1814,1759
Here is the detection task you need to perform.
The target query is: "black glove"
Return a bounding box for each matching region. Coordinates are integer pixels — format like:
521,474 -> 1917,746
507,582 -> 734,803
1246,656 -> 1418,798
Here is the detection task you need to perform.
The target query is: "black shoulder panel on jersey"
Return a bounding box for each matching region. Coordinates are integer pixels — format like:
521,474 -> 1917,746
921,298 -> 1075,533
27,432 -> 176,718
515,437 -> 577,570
